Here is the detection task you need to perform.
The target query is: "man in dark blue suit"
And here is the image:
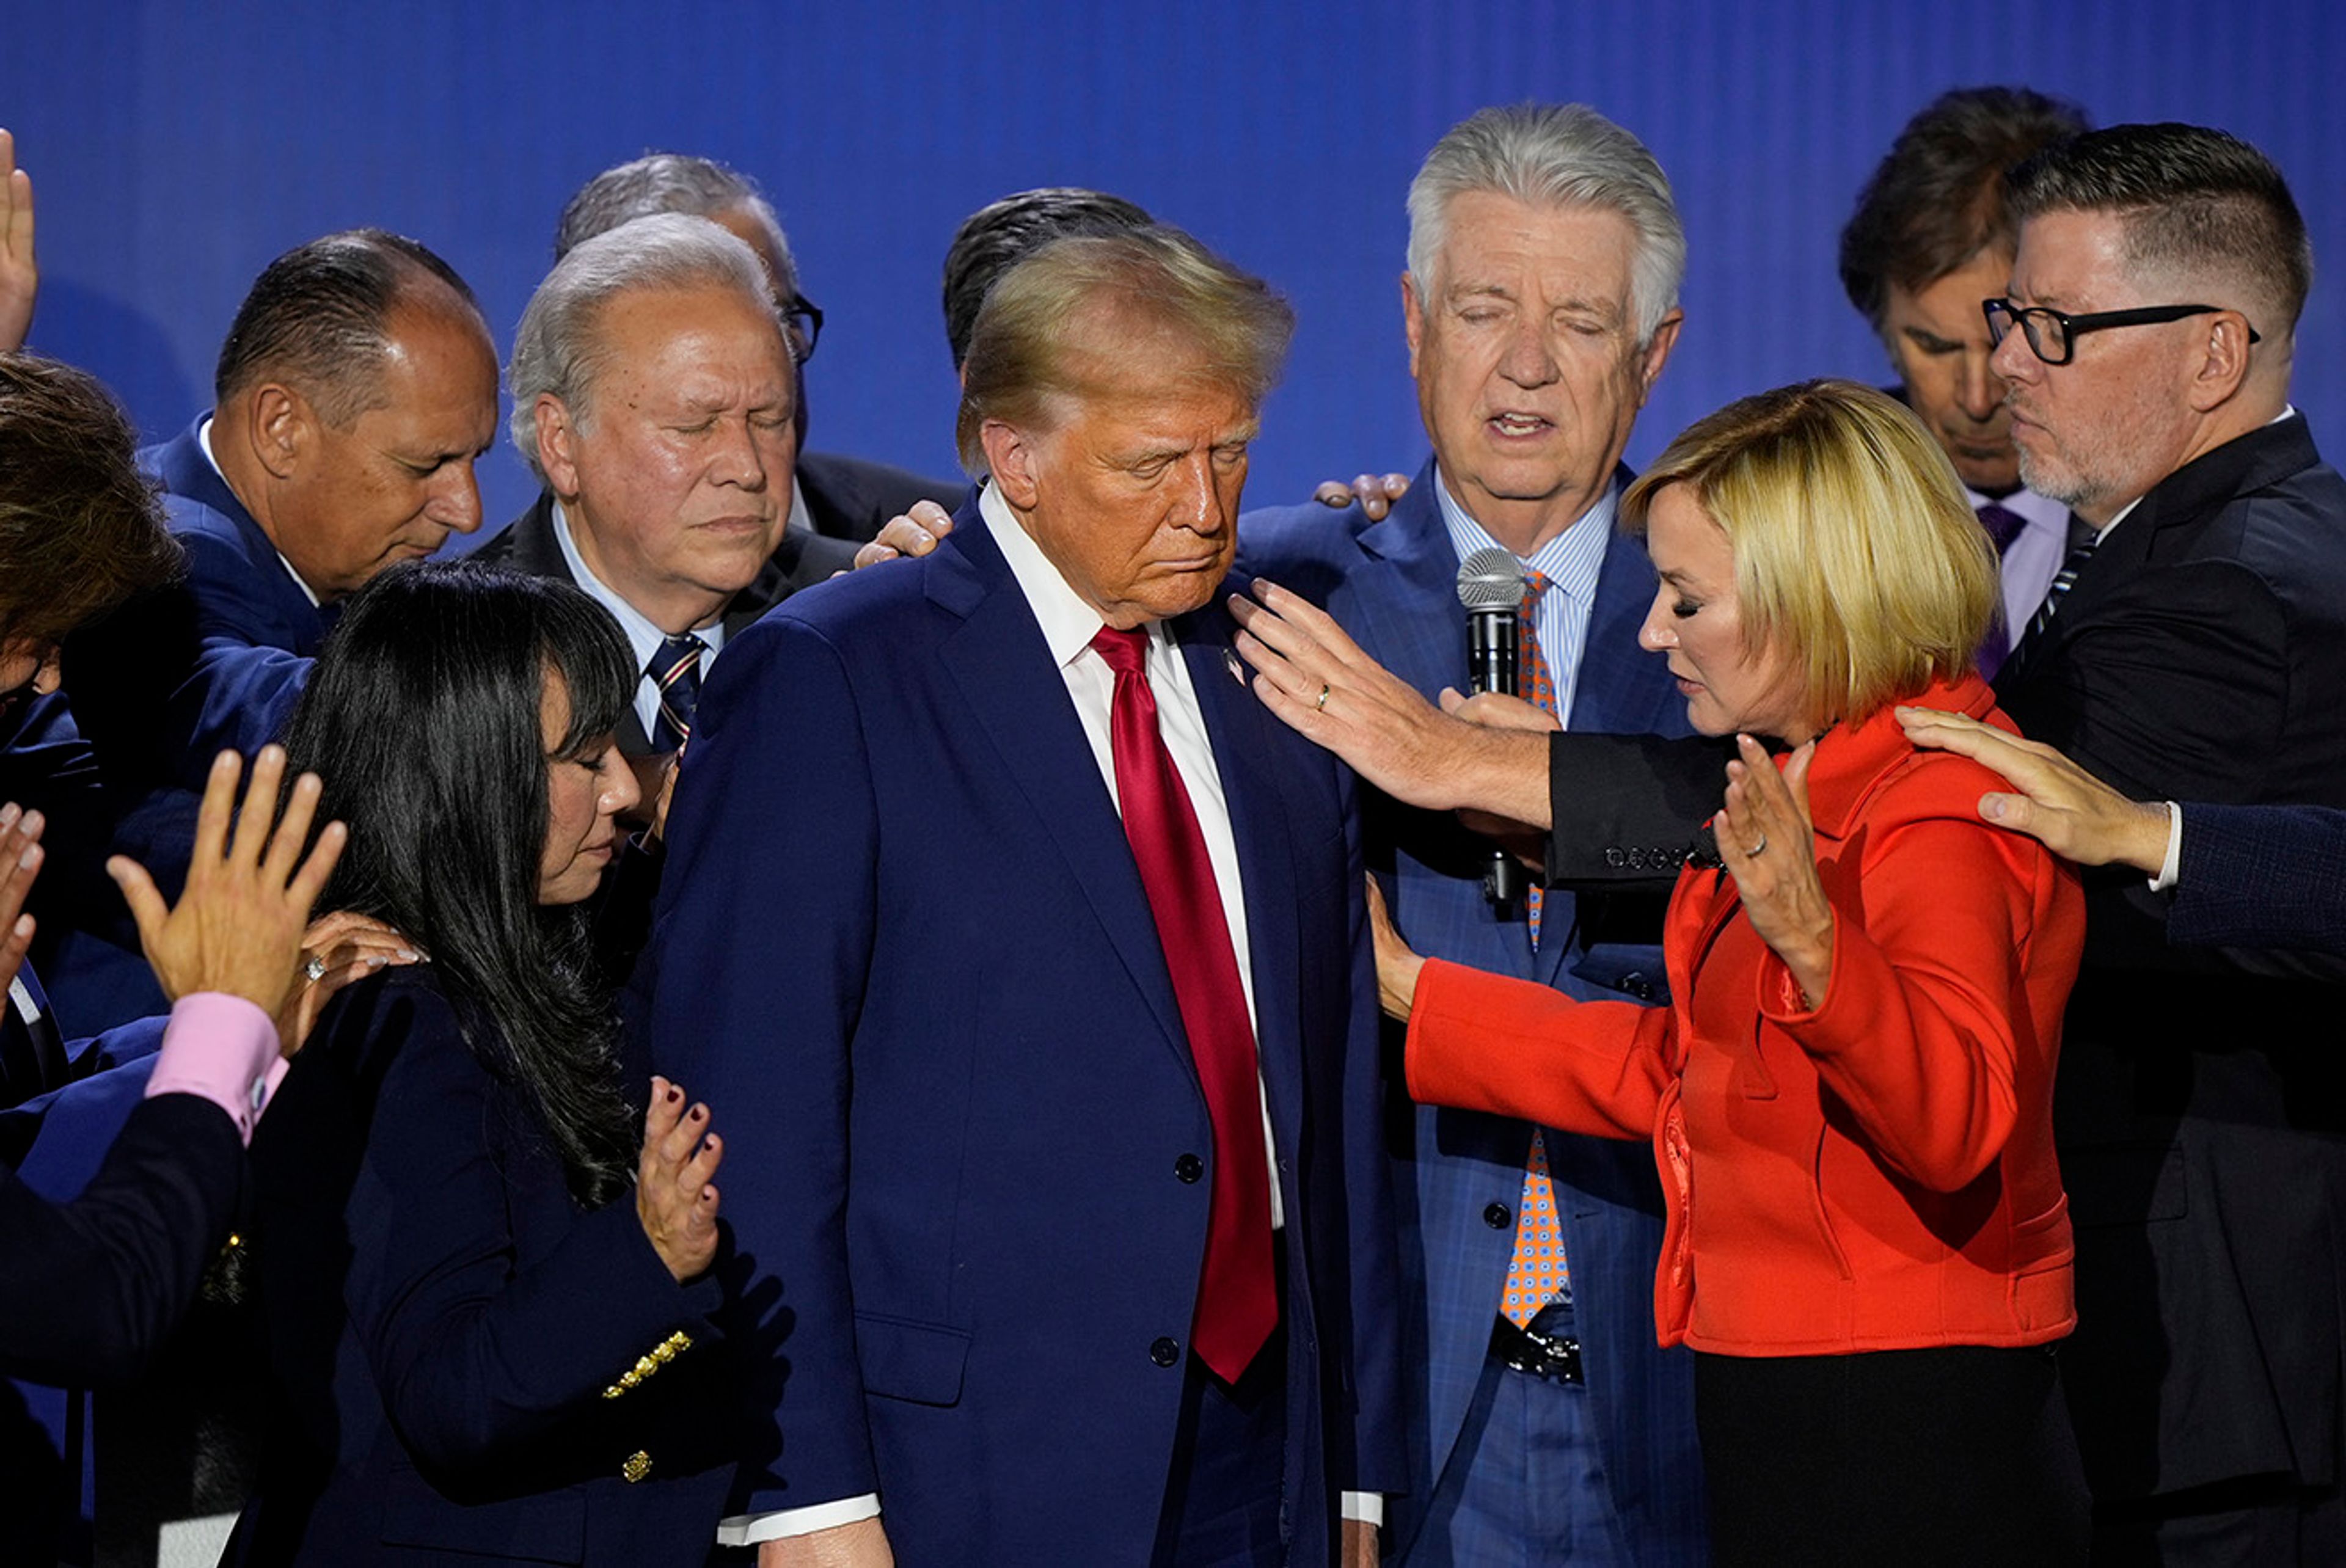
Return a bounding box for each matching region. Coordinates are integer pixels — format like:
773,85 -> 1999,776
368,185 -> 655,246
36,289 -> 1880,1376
645,226 -> 1398,1566
53,231 -> 497,1028
1242,105 -> 1706,1566
85,229 -> 497,785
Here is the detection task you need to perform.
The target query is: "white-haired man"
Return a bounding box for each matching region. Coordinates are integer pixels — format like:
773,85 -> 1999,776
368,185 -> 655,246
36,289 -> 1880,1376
1240,104 -> 1708,1566
477,213 -> 847,763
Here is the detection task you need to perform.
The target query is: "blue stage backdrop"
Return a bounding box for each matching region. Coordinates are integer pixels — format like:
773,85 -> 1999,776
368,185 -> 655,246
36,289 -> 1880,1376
2,1 -> 2338,532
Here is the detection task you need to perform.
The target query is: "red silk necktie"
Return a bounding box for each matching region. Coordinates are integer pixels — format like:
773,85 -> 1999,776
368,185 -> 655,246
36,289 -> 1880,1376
1091,625 -> 1277,1383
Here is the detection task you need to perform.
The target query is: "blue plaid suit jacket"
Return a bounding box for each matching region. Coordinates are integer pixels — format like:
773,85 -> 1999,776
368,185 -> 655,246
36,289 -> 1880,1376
1241,463 -> 1708,1564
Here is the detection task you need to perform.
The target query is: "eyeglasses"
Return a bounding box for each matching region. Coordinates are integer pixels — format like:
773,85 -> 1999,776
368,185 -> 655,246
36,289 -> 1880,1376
1982,297 -> 2259,366
783,294 -> 825,365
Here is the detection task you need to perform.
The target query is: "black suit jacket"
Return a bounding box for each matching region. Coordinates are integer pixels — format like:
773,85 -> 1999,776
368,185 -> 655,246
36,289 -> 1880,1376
794,449 -> 964,544
1540,413 -> 2346,1503
470,490 -> 859,754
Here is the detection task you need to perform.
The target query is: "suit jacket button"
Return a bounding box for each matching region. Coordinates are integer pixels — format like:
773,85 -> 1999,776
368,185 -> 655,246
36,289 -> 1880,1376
1605,848 -> 1626,867
622,1449 -> 652,1483
1174,1153 -> 1204,1184
1622,972 -> 1654,1002
1150,1336 -> 1181,1368
1483,1202 -> 1511,1230
1628,848 -> 1648,869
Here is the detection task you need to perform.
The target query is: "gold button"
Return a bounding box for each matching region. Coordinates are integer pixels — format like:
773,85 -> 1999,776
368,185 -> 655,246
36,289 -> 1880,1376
622,1449 -> 651,1483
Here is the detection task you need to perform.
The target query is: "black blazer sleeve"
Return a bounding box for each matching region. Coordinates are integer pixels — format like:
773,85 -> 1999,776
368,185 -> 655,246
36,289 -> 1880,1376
0,1092 -> 241,1386
1543,731 -> 1734,885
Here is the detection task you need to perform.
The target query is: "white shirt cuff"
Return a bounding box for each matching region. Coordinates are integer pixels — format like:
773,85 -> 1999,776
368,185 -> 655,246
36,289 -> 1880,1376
1342,1490 -> 1384,1527
2149,801 -> 2183,892
717,1495 -> 882,1547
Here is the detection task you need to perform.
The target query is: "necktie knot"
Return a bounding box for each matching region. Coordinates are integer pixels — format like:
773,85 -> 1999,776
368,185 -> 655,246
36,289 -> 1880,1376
648,633 -> 709,753
1976,501 -> 2028,556
651,633 -> 708,684
1518,569 -> 1552,618
1089,624 -> 1149,678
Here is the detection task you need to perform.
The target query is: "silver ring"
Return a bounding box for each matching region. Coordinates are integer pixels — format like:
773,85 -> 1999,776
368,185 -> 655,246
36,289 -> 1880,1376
302,954 -> 327,983
1742,833 -> 1767,858
1314,683 -> 1331,712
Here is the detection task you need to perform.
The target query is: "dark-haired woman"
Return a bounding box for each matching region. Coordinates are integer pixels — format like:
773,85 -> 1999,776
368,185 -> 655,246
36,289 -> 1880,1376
227,563 -> 733,1566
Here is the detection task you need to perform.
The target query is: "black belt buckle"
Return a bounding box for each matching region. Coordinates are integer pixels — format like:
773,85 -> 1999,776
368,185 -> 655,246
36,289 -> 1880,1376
1489,1314 -> 1584,1384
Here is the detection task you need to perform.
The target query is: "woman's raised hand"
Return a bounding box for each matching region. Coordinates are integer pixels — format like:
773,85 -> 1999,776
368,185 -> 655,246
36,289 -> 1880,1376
1719,735 -> 1836,1009
637,1075 -> 723,1282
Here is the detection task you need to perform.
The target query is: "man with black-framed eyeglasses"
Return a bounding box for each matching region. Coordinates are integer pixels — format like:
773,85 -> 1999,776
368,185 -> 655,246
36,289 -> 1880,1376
1238,118 -> 2346,1563
1981,122 -> 2346,1560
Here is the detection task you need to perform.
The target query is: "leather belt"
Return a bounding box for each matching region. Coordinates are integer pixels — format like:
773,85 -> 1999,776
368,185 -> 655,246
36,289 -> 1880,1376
1489,1314 -> 1584,1384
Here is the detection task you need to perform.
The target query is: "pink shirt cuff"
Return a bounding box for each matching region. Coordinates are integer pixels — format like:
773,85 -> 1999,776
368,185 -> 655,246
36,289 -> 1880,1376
141,993 -> 283,1145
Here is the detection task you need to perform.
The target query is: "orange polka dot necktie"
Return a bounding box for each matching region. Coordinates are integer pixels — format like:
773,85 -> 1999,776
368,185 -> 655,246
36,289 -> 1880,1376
1502,572 -> 1568,1327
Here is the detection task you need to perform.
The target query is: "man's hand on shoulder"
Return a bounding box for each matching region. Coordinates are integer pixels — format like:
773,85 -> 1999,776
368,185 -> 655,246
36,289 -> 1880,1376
846,500 -> 956,574
1310,472 -> 1411,522
759,1518 -> 894,1567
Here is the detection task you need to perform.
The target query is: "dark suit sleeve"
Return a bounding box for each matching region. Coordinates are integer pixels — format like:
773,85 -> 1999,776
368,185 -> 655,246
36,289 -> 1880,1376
343,985 -> 716,1475
0,1092 -> 241,1387
2166,803 -> 2346,958
1543,732 -> 1733,884
646,613 -> 881,1514
1336,769 -> 1406,1497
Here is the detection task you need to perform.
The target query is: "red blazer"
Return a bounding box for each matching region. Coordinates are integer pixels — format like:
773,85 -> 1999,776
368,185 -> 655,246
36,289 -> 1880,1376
1407,676 -> 2085,1355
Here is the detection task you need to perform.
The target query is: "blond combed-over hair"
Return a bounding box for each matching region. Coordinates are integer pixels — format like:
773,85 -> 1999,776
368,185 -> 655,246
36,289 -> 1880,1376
955,225 -> 1293,473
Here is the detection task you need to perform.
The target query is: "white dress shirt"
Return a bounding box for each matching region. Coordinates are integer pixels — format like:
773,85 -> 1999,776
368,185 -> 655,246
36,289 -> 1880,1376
195,416 -> 321,609
549,501 -> 728,740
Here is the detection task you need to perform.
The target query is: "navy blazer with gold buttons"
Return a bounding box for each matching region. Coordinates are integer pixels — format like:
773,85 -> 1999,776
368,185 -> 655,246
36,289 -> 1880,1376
226,968 -> 733,1566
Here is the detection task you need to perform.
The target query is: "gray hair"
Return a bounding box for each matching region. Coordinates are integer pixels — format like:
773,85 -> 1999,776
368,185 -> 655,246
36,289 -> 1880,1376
507,213 -> 779,483
554,152 -> 800,302
1406,103 -> 1686,346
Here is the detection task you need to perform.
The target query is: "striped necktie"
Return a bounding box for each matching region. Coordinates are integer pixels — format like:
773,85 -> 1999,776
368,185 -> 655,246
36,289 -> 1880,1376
648,634 -> 707,754
2021,531 -> 2102,652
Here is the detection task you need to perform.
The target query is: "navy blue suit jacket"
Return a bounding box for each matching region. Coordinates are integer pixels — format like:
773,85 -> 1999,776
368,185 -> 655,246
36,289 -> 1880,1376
2168,803 -> 2346,955
62,419 -> 316,804
230,969 -> 731,1566
1241,465 -> 1708,1564
43,420 -> 321,1032
642,499 -> 1401,1564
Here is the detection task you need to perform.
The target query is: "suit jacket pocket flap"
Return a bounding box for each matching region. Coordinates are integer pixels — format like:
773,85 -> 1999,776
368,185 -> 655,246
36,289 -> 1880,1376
855,1313 -> 971,1406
